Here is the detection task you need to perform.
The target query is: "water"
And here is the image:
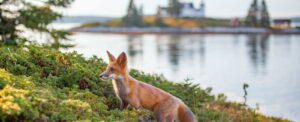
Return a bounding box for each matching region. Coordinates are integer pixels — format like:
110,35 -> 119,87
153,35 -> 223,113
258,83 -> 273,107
58,33 -> 300,121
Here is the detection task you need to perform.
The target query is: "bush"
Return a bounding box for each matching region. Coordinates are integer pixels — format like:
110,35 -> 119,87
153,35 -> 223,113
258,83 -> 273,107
0,44 -> 289,121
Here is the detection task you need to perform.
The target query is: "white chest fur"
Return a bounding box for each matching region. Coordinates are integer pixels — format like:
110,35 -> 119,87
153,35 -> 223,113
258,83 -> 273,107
112,79 -> 129,100
112,80 -> 120,99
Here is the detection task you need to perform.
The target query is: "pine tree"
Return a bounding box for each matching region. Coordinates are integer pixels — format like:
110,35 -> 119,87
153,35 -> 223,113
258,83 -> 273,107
138,5 -> 144,26
155,10 -> 167,27
168,0 -> 181,18
123,0 -> 143,27
139,5 -> 144,17
260,0 -> 270,28
245,0 -> 258,27
0,0 -> 74,47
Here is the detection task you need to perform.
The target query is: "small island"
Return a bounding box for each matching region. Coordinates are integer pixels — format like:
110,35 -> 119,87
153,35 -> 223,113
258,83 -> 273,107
70,0 -> 300,34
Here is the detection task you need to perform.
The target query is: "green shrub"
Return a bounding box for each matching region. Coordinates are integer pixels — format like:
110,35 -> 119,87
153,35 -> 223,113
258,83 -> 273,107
0,44 -> 290,122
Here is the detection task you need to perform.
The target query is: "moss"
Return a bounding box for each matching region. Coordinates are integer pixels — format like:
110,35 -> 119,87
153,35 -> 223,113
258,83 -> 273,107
0,44 -> 290,121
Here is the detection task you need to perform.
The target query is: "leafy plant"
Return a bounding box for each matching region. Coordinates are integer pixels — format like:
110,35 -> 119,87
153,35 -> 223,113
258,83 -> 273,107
0,0 -> 74,48
0,45 -> 290,122
243,83 -> 249,105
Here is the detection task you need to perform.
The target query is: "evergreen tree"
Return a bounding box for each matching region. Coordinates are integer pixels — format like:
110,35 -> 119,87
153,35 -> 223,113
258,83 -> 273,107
123,0 -> 143,27
138,5 -> 144,26
260,0 -> 270,28
245,0 -> 258,27
0,0 -> 74,48
139,5 -> 144,17
155,10 -> 167,27
168,0 -> 181,18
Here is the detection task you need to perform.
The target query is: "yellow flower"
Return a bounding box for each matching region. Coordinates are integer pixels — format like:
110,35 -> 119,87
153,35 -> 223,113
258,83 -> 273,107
0,69 -> 12,83
0,85 -> 28,115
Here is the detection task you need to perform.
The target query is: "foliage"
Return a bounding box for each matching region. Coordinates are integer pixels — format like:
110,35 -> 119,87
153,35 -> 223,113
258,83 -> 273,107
197,18 -> 232,27
155,12 -> 167,27
144,17 -> 231,28
0,45 -> 290,121
122,0 -> 143,27
168,0 -> 181,18
245,0 -> 259,27
78,22 -> 102,29
0,0 -> 73,48
245,0 -> 270,28
71,22 -> 103,33
260,0 -> 270,28
243,83 -> 249,105
76,16 -> 232,29
105,19 -> 123,27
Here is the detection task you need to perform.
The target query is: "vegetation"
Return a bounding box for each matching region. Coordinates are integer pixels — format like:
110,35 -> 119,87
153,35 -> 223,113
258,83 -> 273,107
168,0 -> 181,18
77,22 -> 102,29
155,12 -> 168,27
122,0 -> 143,27
144,16 -> 200,28
245,0 -> 259,27
243,83 -> 249,106
0,0 -> 74,48
75,17 -> 232,29
260,0 -> 271,28
0,44 -> 290,122
245,0 -> 270,27
196,18 -> 232,27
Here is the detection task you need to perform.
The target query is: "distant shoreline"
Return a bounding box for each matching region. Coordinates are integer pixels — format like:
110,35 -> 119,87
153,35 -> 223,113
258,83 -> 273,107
69,27 -> 300,35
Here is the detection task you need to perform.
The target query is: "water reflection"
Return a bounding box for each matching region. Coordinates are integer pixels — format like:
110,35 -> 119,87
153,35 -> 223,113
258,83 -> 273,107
127,35 -> 143,64
246,34 -> 269,74
167,35 -> 181,70
198,36 -> 205,67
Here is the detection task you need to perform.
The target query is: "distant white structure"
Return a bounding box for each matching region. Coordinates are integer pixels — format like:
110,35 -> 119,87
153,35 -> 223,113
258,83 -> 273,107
272,18 -> 300,29
157,0 -> 205,18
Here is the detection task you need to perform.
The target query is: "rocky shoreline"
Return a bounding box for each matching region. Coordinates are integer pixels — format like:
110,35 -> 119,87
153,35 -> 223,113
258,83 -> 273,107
70,27 -> 300,34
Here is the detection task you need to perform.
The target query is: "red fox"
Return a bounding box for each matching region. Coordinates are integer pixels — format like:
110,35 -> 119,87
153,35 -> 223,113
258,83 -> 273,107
100,51 -> 197,122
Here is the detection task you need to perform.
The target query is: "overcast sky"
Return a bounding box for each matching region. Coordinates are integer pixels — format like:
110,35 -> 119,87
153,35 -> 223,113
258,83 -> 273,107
62,0 -> 300,18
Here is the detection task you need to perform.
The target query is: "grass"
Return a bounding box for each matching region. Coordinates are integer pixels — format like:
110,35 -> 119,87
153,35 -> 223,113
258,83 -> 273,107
0,44 -> 290,121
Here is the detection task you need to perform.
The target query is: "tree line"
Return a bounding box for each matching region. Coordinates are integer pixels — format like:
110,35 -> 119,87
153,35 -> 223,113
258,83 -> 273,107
245,0 -> 270,28
124,0 -> 270,28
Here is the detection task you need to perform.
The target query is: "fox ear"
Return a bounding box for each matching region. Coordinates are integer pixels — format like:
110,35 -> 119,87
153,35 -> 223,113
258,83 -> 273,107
116,52 -> 127,69
106,51 -> 116,63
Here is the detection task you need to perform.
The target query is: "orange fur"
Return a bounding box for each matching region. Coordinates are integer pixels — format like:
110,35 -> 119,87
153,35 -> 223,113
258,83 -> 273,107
100,51 -> 197,122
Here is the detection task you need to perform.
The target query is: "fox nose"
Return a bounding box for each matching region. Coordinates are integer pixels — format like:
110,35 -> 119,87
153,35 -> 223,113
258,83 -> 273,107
99,74 -> 105,78
99,73 -> 109,79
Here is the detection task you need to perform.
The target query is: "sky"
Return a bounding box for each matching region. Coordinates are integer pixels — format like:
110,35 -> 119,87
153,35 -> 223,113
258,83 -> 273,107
62,0 -> 300,18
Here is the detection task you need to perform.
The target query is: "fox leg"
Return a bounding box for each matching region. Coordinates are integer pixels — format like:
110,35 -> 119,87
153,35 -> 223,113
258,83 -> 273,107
128,94 -> 142,111
120,99 -> 129,110
153,112 -> 164,122
154,110 -> 175,122
166,114 -> 175,122
153,106 -> 167,122
153,98 -> 178,122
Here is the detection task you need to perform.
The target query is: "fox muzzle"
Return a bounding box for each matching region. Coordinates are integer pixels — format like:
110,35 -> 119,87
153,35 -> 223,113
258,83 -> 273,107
99,71 -> 110,80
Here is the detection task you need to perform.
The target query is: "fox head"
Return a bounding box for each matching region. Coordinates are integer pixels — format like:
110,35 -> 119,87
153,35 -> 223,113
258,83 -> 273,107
99,51 -> 128,80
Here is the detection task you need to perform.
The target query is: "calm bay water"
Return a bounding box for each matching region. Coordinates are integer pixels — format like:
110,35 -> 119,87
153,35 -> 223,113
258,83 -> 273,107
57,32 -> 300,121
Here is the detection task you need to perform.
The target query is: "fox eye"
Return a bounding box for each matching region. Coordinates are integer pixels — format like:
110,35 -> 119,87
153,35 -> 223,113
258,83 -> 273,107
110,68 -> 115,72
